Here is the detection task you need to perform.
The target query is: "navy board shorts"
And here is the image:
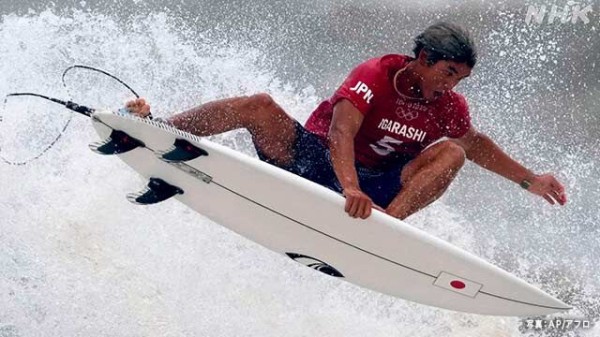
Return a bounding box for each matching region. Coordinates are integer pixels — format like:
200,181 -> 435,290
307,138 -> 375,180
255,121 -> 411,208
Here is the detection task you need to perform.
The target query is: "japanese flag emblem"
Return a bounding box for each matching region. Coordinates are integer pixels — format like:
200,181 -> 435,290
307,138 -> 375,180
433,271 -> 483,297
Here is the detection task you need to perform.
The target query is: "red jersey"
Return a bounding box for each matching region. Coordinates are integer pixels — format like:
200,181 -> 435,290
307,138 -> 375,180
305,54 -> 471,169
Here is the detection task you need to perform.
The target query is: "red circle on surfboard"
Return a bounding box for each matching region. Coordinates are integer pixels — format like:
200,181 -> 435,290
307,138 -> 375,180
450,280 -> 466,289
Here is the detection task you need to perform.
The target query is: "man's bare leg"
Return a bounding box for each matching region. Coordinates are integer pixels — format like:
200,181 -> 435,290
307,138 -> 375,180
162,93 -> 298,166
386,141 -> 466,220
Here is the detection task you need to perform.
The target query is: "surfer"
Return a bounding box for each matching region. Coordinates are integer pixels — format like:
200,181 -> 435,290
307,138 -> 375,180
125,22 -> 567,220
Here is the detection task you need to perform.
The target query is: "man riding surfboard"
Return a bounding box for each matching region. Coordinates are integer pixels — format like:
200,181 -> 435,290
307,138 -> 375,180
125,22 -> 567,220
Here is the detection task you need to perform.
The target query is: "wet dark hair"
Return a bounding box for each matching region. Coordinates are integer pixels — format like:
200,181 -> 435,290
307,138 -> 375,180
413,22 -> 477,68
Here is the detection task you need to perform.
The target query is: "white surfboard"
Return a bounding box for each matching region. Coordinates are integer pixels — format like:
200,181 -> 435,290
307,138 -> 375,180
90,110 -> 571,316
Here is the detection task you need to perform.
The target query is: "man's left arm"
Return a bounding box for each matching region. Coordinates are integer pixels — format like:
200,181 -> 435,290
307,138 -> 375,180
451,127 -> 567,205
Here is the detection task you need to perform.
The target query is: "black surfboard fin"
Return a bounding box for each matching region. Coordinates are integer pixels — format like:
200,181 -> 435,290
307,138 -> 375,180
157,138 -> 208,163
90,130 -> 144,155
126,178 -> 184,205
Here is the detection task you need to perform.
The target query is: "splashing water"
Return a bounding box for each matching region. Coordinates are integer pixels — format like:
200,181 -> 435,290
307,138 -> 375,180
1,4 -> 598,337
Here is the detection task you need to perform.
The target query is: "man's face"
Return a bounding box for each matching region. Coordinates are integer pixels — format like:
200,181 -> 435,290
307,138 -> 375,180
418,59 -> 472,101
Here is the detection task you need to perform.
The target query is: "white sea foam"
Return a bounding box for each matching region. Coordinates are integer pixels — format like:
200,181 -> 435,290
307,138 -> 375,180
0,8 -> 597,337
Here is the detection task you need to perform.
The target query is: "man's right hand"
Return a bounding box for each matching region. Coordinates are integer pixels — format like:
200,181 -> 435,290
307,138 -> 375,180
125,98 -> 151,118
343,186 -> 377,219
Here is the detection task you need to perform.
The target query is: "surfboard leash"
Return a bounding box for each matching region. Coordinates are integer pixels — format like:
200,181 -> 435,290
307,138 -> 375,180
0,65 -> 139,166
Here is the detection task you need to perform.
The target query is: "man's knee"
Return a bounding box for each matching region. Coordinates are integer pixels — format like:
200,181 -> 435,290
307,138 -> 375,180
252,93 -> 297,132
437,141 -> 466,170
246,93 -> 277,113
235,93 -> 281,125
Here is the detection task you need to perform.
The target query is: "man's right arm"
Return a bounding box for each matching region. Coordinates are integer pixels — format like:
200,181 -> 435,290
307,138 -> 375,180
328,99 -> 378,219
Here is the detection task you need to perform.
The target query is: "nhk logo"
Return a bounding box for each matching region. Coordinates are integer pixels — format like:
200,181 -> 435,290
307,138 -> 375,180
349,81 -> 374,104
525,1 -> 594,25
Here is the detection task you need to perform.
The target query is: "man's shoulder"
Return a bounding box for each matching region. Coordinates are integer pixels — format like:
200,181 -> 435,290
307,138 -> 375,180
356,54 -> 412,72
379,53 -> 413,64
437,91 -> 469,111
379,54 -> 413,71
349,54 -> 412,93
433,91 -> 472,137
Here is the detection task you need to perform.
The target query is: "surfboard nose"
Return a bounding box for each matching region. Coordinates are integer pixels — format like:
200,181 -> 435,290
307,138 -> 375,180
523,287 -> 573,313
472,277 -> 572,316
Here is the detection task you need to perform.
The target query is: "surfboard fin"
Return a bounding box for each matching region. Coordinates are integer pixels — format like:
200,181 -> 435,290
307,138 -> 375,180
90,130 -> 144,155
126,178 -> 184,205
157,138 -> 208,163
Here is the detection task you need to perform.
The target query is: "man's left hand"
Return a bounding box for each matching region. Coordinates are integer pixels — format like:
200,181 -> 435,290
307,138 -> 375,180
527,174 -> 567,205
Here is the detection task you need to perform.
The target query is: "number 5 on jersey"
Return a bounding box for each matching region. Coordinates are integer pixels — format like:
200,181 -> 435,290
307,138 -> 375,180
370,136 -> 403,156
